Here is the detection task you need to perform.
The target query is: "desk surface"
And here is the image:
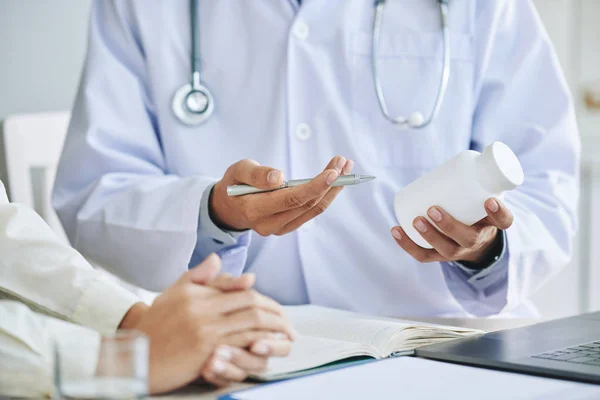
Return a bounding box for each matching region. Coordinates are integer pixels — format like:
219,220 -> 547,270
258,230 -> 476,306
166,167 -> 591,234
153,317 -> 537,400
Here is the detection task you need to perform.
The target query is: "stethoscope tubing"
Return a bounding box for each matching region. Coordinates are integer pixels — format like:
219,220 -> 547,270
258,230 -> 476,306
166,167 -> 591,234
372,0 -> 450,129
173,0 -> 450,128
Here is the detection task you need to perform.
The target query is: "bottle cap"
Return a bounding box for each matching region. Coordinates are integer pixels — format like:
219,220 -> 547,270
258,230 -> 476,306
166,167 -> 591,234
478,142 -> 524,192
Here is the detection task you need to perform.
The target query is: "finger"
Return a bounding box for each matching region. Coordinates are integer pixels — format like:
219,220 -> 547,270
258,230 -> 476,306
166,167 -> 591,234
426,206 -> 480,249
216,308 -> 297,339
228,347 -> 268,373
183,253 -> 222,286
255,160 -> 355,235
203,359 -> 247,385
211,362 -> 248,382
390,226 -> 445,263
485,198 -> 514,230
201,371 -> 232,388
245,155 -> 350,220
280,159 -> 354,233
251,338 -> 293,357
412,217 -> 463,260
342,159 -> 355,176
246,156 -> 345,222
251,168 -> 339,215
325,155 -> 346,174
208,273 -> 256,292
231,159 -> 285,189
221,331 -> 287,348
277,186 -> 343,235
210,290 -> 285,317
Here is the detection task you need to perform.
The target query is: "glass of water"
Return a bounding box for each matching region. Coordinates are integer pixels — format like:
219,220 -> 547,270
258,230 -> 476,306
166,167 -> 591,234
54,329 -> 149,399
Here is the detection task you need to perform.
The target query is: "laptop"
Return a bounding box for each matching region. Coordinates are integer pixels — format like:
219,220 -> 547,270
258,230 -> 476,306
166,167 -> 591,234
415,311 -> 600,384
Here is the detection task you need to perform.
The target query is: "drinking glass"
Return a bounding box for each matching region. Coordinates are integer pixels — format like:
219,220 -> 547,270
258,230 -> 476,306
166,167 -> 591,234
54,329 -> 149,399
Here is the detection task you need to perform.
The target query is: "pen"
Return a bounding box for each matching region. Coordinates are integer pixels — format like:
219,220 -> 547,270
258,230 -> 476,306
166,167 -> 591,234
227,174 -> 376,197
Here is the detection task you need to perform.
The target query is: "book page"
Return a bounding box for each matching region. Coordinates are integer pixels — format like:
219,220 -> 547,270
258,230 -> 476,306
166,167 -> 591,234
252,335 -> 377,381
254,305 -> 483,380
285,305 -> 413,355
285,305 -> 484,356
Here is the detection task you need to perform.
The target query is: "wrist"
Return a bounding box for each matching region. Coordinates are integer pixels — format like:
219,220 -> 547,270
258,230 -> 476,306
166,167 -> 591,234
118,302 -> 150,330
209,182 -> 246,231
459,229 -> 504,269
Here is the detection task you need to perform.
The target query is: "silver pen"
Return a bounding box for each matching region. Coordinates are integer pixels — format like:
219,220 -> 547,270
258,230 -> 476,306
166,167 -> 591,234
227,174 -> 376,197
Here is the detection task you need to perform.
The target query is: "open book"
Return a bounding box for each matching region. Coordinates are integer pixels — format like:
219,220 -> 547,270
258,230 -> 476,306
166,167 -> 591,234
253,305 -> 483,381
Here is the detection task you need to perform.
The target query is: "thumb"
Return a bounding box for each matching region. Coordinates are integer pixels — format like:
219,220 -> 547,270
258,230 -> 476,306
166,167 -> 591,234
232,159 -> 285,190
187,253 -> 222,285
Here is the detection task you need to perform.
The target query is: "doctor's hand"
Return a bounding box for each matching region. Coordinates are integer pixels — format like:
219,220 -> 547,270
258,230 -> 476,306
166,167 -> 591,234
210,156 -> 353,235
119,254 -> 295,394
391,198 -> 513,265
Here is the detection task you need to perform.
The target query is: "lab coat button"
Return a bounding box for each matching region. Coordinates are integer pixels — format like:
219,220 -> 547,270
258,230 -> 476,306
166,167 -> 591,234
295,123 -> 312,141
293,22 -> 309,40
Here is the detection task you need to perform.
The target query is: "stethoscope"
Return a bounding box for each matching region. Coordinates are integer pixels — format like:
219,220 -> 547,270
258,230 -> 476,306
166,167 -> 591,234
172,0 -> 214,125
172,0 -> 450,129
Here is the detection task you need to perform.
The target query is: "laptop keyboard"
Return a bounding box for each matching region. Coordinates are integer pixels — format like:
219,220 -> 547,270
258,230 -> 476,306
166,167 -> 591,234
533,341 -> 600,366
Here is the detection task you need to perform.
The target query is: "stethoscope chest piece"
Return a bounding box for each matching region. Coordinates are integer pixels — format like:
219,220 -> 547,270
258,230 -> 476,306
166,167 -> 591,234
172,81 -> 215,125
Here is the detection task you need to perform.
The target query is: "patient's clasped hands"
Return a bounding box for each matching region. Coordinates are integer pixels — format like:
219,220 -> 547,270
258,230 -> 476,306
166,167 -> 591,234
118,254 -> 295,394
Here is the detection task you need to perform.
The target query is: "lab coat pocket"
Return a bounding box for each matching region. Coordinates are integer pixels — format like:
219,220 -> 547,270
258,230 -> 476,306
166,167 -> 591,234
350,30 -> 473,169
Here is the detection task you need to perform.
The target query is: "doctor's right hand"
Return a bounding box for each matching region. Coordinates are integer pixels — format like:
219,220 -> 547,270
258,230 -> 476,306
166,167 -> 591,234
210,156 -> 353,235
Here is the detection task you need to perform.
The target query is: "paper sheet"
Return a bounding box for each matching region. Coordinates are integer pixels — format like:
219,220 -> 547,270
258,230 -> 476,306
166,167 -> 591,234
224,357 -> 600,400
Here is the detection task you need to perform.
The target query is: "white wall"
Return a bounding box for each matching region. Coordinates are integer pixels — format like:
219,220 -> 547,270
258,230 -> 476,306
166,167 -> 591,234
0,0 -> 91,120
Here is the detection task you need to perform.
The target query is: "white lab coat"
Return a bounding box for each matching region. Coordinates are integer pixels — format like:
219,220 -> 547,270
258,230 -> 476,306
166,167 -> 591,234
0,182 -> 139,398
53,0 -> 580,318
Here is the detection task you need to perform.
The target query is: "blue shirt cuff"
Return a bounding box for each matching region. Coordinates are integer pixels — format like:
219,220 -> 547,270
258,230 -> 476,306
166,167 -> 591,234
446,231 -> 509,292
197,183 -> 249,251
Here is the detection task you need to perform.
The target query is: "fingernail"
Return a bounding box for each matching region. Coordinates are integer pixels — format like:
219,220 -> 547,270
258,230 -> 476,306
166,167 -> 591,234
290,329 -> 300,340
253,342 -> 270,356
273,333 -> 287,340
212,359 -> 226,374
414,219 -> 428,233
344,160 -> 355,175
487,199 -> 499,213
215,346 -> 233,361
336,157 -> 346,172
391,229 -> 402,240
267,170 -> 281,184
326,171 -> 338,185
428,207 -> 442,222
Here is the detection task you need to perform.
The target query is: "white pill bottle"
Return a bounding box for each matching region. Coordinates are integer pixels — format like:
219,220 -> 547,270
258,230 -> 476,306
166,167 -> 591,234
394,142 -> 524,249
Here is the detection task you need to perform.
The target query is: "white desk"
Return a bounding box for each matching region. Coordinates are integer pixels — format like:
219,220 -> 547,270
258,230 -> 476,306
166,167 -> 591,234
152,317 -> 537,400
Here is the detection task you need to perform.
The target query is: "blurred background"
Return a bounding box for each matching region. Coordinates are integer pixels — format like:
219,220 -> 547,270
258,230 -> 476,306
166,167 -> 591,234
0,0 -> 599,319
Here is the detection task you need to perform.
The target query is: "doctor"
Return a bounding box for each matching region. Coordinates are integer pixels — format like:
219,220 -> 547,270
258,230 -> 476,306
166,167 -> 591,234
54,0 -> 579,318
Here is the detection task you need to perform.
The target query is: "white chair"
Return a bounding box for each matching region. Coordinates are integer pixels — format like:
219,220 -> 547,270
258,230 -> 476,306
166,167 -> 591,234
1,111 -> 70,243
0,111 -> 158,304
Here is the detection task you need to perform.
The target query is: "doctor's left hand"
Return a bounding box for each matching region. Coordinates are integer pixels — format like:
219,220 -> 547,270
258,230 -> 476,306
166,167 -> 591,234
391,198 -> 514,265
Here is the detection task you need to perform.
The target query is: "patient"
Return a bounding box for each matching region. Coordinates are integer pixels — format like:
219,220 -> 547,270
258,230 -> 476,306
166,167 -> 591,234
0,181 -> 294,397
